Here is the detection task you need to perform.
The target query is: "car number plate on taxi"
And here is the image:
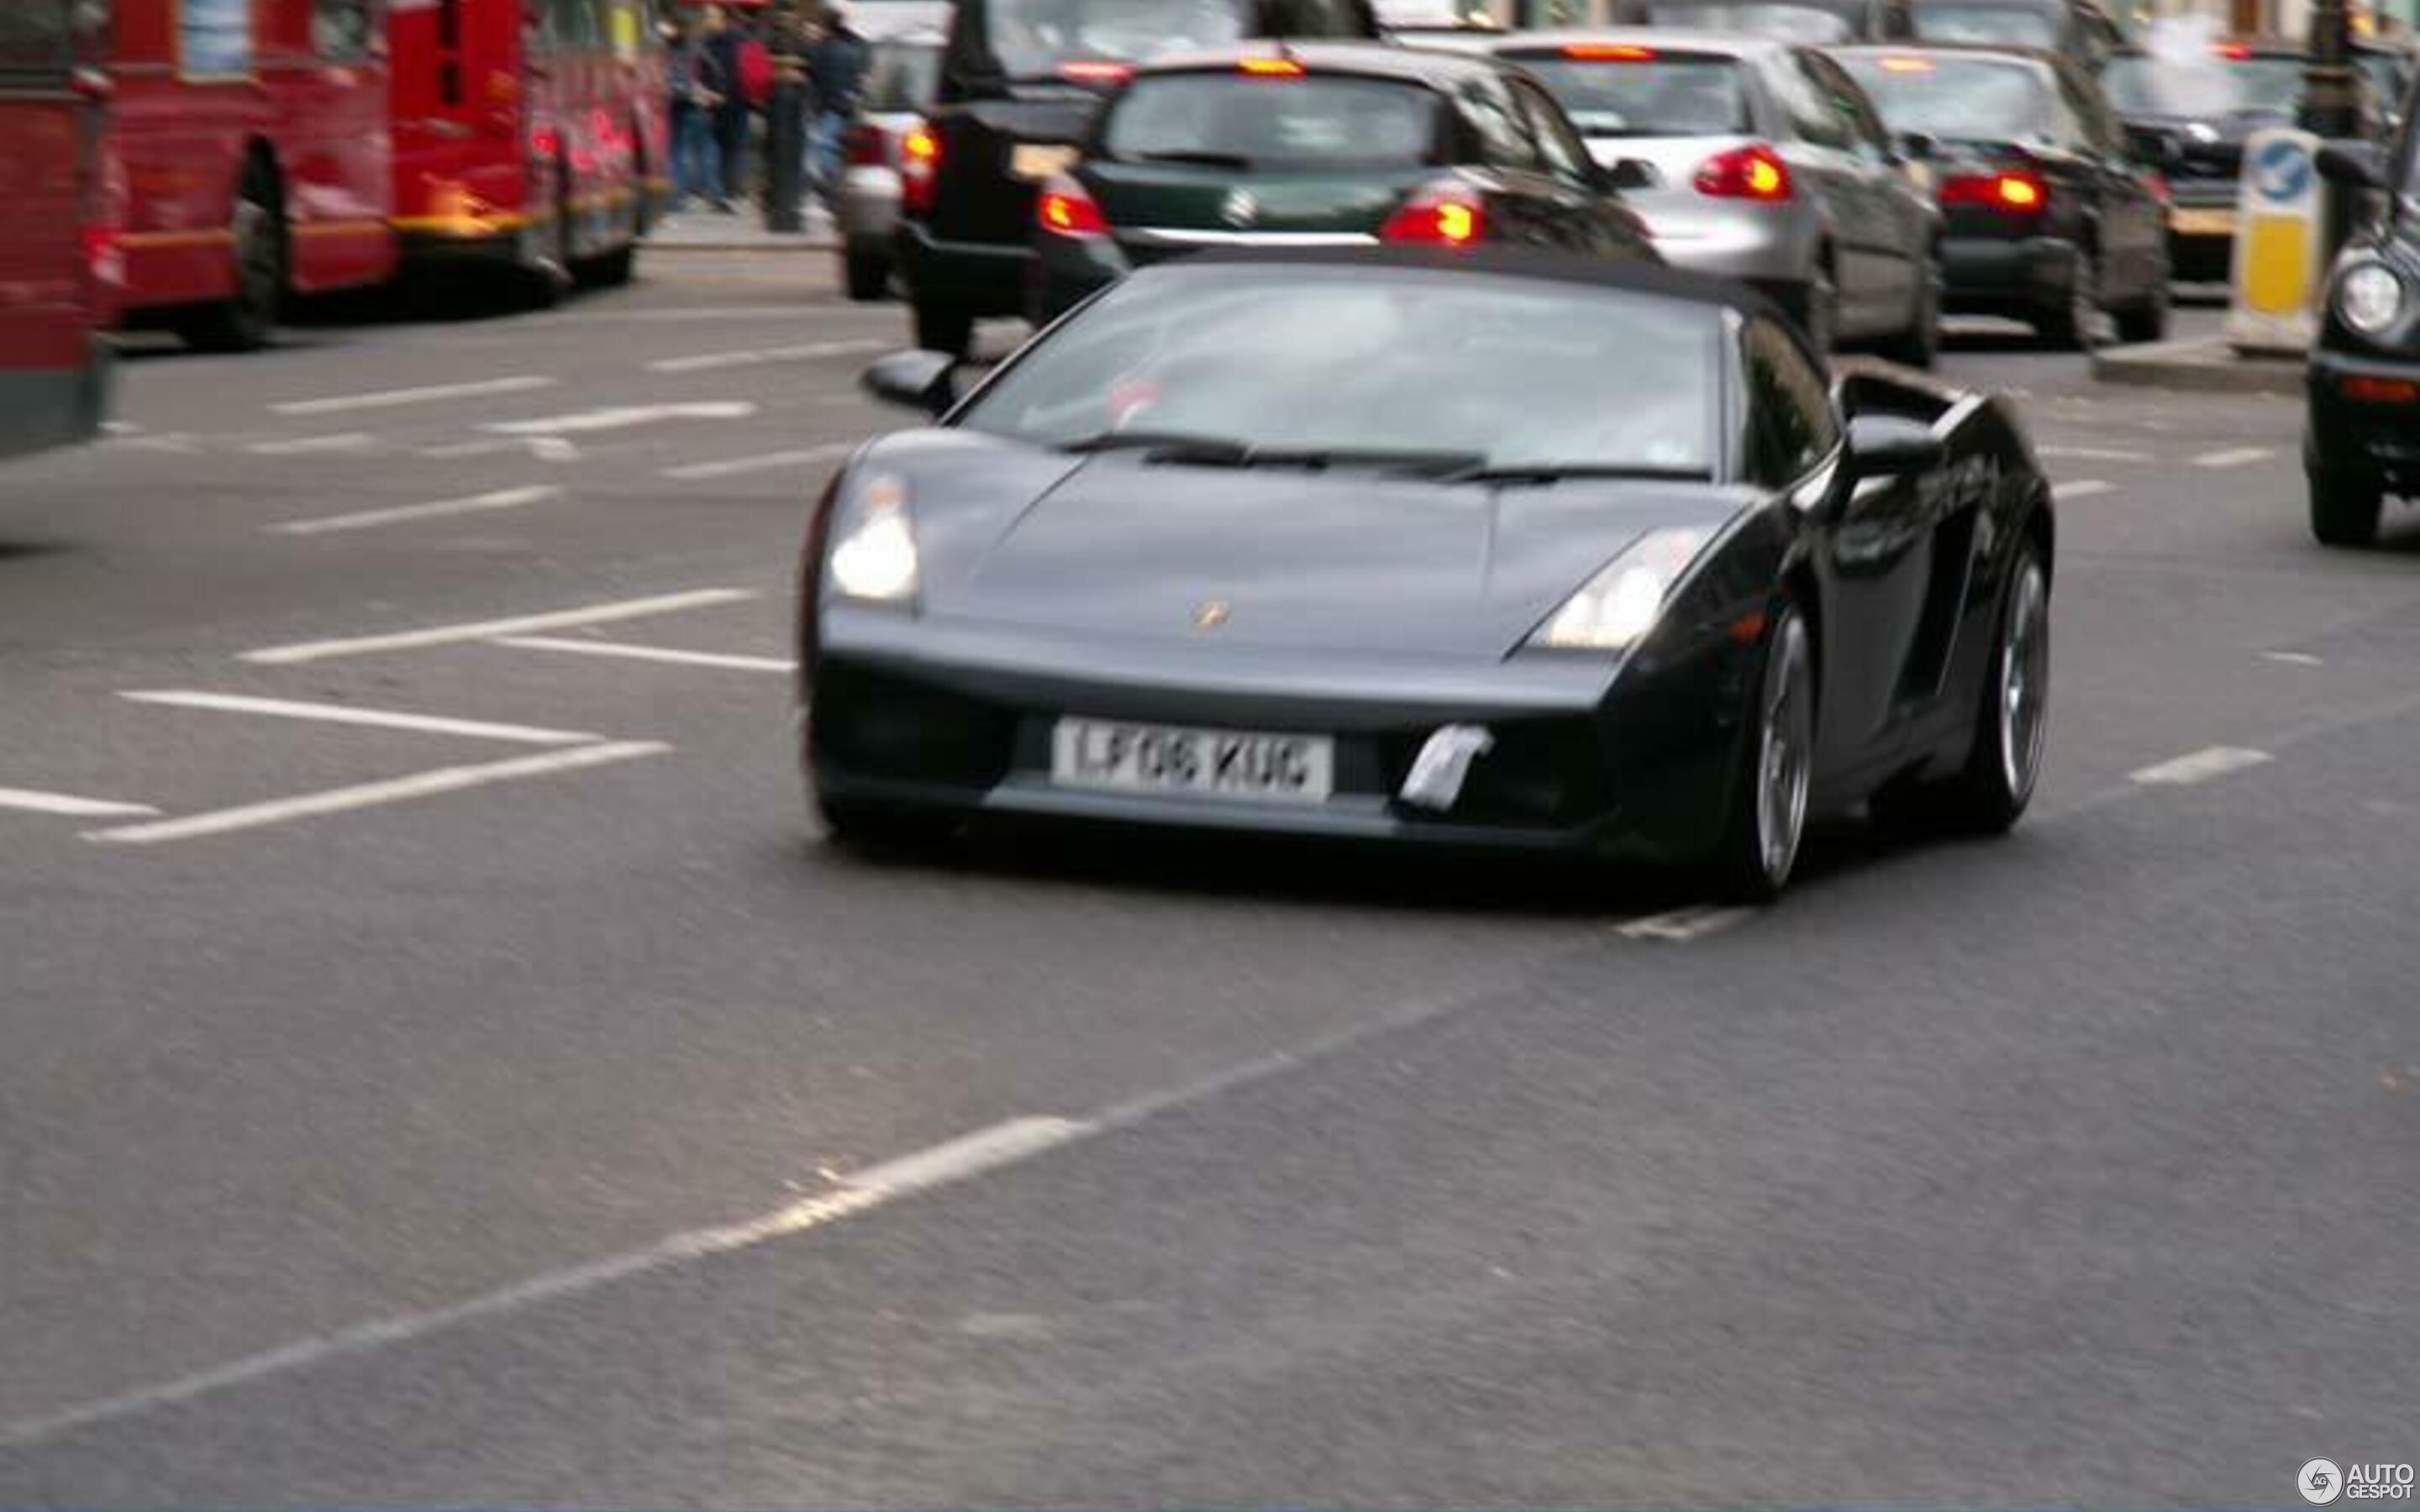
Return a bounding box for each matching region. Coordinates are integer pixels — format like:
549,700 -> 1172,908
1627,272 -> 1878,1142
2170,207 -> 2235,237
1010,143 -> 1078,181
1050,718 -> 1334,803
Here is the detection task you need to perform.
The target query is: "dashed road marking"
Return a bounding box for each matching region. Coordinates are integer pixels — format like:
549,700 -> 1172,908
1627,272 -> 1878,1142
660,442 -> 855,480
83,740 -> 669,846
247,432 -> 376,457
646,338 -> 891,375
418,436 -> 581,463
118,690 -> 602,745
269,484 -> 566,537
1616,905 -> 1754,942
484,402 -> 756,436
0,1113 -> 1090,1451
241,587 -> 755,664
2130,746 -> 2273,786
2262,651 -> 2324,667
2193,446 -> 2275,469
0,786 -> 159,818
2038,444 -> 2152,463
2054,480 -> 2115,501
272,375 -> 555,417
492,636 -> 796,673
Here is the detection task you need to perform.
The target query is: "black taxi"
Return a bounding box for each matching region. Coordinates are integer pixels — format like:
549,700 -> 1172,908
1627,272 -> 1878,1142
2309,122 -> 2420,547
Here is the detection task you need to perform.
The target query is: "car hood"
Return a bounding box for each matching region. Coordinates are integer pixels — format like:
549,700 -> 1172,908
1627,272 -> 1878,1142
886,437 -> 1748,656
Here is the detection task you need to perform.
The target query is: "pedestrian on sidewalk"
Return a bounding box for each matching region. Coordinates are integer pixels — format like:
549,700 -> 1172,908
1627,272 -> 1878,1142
703,4 -> 755,212
668,13 -> 728,212
806,0 -> 870,214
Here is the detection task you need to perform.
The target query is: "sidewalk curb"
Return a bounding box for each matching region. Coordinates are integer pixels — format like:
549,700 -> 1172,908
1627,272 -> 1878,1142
2091,336 -> 2304,396
648,238 -> 839,255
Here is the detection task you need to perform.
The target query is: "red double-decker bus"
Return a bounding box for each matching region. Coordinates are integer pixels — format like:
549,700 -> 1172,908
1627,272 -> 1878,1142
108,0 -> 397,350
388,0 -> 669,295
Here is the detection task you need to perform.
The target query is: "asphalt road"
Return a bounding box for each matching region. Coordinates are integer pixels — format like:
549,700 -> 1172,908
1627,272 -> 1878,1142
2,260 -> 2415,1505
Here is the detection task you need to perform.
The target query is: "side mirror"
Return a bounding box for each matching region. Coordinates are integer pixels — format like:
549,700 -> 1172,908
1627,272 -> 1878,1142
2317,139 -> 2386,191
1843,412 -> 1943,480
1601,156 -> 1657,192
861,349 -> 959,416
1893,129 -> 1938,162
2122,123 -> 2180,169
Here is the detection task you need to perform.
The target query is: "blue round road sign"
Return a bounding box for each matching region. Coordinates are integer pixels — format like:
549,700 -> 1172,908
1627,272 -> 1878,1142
2253,137 -> 2313,203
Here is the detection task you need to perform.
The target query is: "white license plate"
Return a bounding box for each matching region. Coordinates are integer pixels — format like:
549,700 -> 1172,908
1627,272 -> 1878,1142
1010,143 -> 1078,181
2170,207 -> 2234,237
1050,718 -> 1334,803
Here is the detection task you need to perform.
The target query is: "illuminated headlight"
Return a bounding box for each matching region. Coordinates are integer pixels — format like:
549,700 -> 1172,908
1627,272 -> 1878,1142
2338,263 -> 2405,336
828,475 -> 919,603
1528,527 -> 1707,652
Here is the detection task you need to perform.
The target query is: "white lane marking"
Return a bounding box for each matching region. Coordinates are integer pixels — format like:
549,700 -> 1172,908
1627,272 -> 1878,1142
0,786 -> 159,818
240,587 -> 755,665
484,401 -> 756,436
2054,480 -> 2115,501
1617,905 -> 1754,942
247,432 -> 376,457
118,690 -> 602,746
0,1115 -> 1090,1451
272,375 -> 555,417
419,437 -> 582,463
269,484 -> 566,537
2129,746 -> 2273,786
99,432 -> 199,454
660,442 -> 854,480
2263,651 -> 2324,667
2193,446 -> 2275,469
83,740 -> 667,846
2038,444 -> 2152,462
492,636 -> 796,673
646,337 -> 891,374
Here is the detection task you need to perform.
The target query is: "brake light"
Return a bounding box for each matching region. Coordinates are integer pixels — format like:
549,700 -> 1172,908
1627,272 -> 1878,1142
2215,41 -> 2253,60
900,123 -> 940,215
1238,55 -> 1305,76
2341,375 -> 2420,403
1876,54 -> 1933,72
531,123 -> 560,161
1694,143 -> 1791,201
844,120 -> 892,167
1380,181 -> 1486,246
1058,59 -> 1134,85
1940,169 -> 2047,213
1036,174 -> 1109,238
1561,42 -> 1656,60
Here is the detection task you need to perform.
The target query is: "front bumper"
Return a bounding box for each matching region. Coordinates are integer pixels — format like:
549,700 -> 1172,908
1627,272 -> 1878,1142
805,606 -> 1756,861
1939,234 -> 2081,318
2308,345 -> 2420,492
897,218 -> 1032,318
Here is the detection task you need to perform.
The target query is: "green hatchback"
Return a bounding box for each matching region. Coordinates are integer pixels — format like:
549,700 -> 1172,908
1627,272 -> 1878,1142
1031,44 -> 1659,320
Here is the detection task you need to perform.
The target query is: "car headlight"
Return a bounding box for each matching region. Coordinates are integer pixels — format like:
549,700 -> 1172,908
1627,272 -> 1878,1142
1528,527 -> 1708,652
827,474 -> 919,604
2338,262 -> 2405,336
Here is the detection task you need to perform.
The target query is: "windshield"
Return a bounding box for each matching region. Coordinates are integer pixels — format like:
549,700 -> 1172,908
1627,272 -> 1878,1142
1511,55 -> 1752,137
1102,74 -> 1443,167
1908,2 -> 2062,46
1840,53 -> 2052,139
986,0 -> 1249,77
960,267 -> 1721,476
863,39 -> 943,111
1644,1 -> 1859,42
2102,53 -> 2306,116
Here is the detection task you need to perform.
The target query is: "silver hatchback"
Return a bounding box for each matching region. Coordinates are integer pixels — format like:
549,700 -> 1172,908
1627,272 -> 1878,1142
834,8 -> 950,301
1486,29 -> 1940,360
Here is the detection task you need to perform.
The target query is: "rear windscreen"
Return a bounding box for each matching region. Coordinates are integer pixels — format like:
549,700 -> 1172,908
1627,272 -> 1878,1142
1839,53 -> 2051,139
1102,73 -> 1442,167
1509,54 -> 1750,137
1907,2 -> 2062,47
987,0 -> 1249,78
1644,2 -> 1860,43
864,39 -> 943,110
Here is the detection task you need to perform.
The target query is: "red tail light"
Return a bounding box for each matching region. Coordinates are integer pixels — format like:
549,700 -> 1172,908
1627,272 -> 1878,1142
1939,168 -> 2047,214
1693,143 -> 1791,201
1562,42 -> 1656,60
1380,181 -> 1486,247
2214,41 -> 2253,59
1058,59 -> 1134,85
844,120 -> 892,167
1036,174 -> 1109,239
1238,55 -> 1305,76
900,123 -> 940,216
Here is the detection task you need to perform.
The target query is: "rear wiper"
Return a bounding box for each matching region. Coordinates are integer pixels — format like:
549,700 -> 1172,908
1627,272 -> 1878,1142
1443,461 -> 1711,486
1126,149 -> 1256,169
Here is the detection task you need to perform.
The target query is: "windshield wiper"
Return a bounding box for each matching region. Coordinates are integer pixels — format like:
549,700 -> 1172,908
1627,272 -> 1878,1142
1060,433 -> 1485,475
1442,461 -> 1712,486
1126,149 -> 1256,169
1060,429 -> 1255,464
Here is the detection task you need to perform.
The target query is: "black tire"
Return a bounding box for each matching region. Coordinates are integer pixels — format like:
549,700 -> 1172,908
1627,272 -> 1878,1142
2113,272 -> 2170,345
578,244 -> 636,288
179,160 -> 285,353
912,298 -> 974,358
1707,603 -> 1816,904
818,794 -> 955,852
2035,244 -> 2100,352
1871,543 -> 2049,838
1877,255 -> 1942,370
2308,465 -> 2384,548
844,248 -> 891,302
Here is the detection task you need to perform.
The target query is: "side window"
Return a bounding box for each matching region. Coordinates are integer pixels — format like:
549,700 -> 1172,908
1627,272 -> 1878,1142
1459,77 -> 1539,170
1741,318 -> 1839,486
2049,67 -> 2103,150
1512,78 -> 1592,186
314,0 -> 375,60
1768,54 -> 1847,148
181,0 -> 255,76
524,0 -> 556,56
0,0 -> 68,75
1807,53 -> 1890,160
